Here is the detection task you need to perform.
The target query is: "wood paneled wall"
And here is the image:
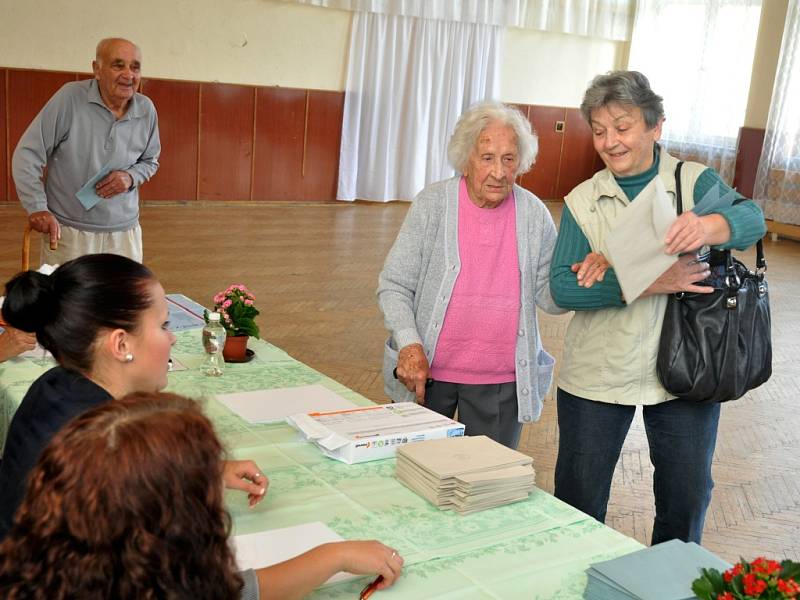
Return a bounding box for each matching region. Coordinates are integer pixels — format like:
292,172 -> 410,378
733,127 -> 766,199
0,70 -> 6,203
2,67 -> 606,204
0,67 -> 344,203
3,70 -> 80,203
515,104 -> 604,201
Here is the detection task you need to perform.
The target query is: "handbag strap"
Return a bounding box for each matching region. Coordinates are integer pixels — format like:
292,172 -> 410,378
673,162 -> 766,272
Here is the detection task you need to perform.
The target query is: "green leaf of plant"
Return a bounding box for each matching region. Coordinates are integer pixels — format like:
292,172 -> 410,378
691,576 -> 715,599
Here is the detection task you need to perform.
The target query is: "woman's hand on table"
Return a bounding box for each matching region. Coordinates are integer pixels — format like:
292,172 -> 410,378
396,343 -> 430,404
222,459 -> 269,506
253,540 -> 403,600
337,541 -> 404,586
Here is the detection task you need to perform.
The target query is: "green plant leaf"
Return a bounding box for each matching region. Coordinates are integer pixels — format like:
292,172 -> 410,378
691,577 -> 716,599
692,568 -> 727,599
781,560 -> 800,580
235,321 -> 260,338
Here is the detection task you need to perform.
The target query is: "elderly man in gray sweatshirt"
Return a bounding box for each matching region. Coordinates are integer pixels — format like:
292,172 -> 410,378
12,37 -> 160,264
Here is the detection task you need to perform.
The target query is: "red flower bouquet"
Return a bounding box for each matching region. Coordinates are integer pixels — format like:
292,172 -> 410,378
693,557 -> 800,600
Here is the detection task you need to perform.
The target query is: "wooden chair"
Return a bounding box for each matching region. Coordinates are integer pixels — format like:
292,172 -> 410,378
21,224 -> 58,272
5,224 -> 56,327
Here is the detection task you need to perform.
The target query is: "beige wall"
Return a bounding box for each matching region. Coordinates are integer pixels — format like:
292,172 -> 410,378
0,0 -> 352,91
501,28 -> 627,107
744,0 -> 790,129
0,0 -> 622,107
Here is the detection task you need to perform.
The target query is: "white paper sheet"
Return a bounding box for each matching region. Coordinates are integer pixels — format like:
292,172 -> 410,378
17,345 -> 52,359
216,384 -> 357,424
604,177 -> 678,302
232,521 -> 355,585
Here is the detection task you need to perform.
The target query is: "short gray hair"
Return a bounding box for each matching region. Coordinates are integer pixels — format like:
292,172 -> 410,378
447,102 -> 538,176
95,38 -> 140,65
580,71 -> 664,129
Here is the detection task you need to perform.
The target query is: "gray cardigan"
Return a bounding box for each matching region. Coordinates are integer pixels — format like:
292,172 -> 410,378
377,176 -> 564,422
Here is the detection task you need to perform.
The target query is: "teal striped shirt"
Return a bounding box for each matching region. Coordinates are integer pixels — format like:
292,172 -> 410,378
549,154 -> 766,311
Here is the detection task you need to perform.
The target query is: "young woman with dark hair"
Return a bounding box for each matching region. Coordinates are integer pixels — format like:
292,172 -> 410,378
0,393 -> 403,600
0,254 -> 267,539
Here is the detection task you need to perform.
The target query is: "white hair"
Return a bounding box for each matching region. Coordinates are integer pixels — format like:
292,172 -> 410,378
447,102 -> 538,176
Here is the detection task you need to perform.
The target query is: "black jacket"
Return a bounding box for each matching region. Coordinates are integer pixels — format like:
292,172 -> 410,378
0,366 -> 111,539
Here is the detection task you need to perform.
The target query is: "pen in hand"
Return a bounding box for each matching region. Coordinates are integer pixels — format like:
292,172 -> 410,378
359,575 -> 384,600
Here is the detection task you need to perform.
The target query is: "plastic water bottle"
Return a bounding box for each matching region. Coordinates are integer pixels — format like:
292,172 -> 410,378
202,312 -> 226,377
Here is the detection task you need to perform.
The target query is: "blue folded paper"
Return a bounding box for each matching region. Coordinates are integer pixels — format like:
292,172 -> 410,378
75,165 -> 112,210
584,539 -> 731,600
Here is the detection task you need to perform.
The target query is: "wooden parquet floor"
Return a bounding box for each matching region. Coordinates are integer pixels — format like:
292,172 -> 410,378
1,200 -> 798,563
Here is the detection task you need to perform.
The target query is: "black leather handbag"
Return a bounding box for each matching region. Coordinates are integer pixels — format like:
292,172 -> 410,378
656,162 -> 772,403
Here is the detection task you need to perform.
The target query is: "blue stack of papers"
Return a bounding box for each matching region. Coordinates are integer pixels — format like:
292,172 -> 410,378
166,294 -> 208,332
584,539 -> 730,600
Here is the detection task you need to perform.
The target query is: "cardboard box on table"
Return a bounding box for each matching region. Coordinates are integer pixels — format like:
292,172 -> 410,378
287,403 -> 465,464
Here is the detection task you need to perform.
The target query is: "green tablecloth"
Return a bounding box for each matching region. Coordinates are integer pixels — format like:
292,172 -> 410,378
0,330 -> 643,599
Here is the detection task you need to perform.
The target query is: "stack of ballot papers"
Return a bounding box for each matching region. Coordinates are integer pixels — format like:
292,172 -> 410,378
584,538 -> 731,600
165,293 -> 208,331
395,435 -> 536,514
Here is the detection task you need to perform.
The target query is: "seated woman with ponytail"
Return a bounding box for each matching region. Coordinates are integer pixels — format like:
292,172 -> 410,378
0,254 -> 267,539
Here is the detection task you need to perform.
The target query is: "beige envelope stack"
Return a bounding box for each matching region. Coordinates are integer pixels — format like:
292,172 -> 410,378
395,435 -> 536,515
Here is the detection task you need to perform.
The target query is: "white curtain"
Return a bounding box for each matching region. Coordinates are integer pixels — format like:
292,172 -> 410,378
282,0 -> 635,41
753,0 -> 800,225
628,0 -> 762,184
337,12 -> 501,202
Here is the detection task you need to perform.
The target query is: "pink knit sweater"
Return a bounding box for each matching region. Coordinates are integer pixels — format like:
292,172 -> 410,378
430,177 -> 520,384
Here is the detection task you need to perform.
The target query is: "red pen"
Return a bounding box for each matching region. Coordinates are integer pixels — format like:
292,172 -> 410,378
359,575 -> 384,600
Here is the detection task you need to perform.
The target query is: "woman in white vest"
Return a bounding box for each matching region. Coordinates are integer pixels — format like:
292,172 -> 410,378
548,71 -> 766,544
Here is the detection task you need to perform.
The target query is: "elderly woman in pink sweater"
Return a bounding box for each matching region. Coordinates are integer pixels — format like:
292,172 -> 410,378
377,102 -> 564,449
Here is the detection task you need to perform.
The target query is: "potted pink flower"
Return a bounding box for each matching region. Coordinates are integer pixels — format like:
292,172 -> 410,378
204,284 -> 260,361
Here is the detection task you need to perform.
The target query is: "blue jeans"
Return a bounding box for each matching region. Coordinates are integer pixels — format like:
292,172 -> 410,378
554,388 -> 720,544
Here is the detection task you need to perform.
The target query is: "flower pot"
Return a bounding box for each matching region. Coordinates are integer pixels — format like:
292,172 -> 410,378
222,335 -> 249,362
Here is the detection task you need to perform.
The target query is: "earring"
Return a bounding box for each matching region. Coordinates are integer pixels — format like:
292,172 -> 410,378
125,353 -> 134,363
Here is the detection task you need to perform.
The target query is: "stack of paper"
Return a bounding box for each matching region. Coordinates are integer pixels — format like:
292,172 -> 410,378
395,435 -> 536,514
165,293 -> 208,331
584,539 -> 731,599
